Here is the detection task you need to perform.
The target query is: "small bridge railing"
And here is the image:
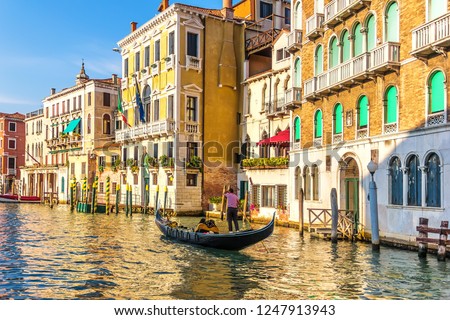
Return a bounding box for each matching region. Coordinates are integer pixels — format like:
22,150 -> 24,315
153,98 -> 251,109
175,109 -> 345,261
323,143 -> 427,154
308,208 -> 356,240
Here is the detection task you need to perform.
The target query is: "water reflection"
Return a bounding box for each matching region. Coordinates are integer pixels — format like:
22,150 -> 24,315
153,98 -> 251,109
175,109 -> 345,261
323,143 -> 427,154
0,203 -> 449,300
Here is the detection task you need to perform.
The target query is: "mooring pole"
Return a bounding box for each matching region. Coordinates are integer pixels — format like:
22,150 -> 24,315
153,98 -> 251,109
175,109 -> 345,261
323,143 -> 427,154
331,188 -> 339,244
125,184 -> 129,216
115,183 -> 120,215
163,186 -> 168,216
155,185 -> 160,215
106,176 -> 110,215
418,217 -> 429,258
298,188 -> 304,237
367,161 -> 380,251
438,221 -> 448,262
129,184 -> 133,216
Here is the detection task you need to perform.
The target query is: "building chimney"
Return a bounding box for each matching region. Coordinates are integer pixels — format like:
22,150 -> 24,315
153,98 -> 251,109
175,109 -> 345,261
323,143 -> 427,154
158,0 -> 169,12
222,0 -> 234,20
131,21 -> 138,32
50,88 -> 56,95
112,74 -> 118,85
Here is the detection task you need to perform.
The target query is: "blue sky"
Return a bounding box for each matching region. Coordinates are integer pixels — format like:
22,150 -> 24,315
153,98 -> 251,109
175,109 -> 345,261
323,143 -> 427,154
0,0 -> 227,114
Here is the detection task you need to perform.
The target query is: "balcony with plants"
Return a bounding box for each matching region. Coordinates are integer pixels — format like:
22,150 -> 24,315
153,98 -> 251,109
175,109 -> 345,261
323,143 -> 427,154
242,157 -> 289,170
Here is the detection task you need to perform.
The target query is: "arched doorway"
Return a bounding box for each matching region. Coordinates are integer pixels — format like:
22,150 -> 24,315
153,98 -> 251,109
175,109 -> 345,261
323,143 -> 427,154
339,157 -> 360,233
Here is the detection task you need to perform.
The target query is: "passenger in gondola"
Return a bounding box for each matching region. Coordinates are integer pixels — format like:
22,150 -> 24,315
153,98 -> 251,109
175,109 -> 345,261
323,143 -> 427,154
194,218 -> 219,234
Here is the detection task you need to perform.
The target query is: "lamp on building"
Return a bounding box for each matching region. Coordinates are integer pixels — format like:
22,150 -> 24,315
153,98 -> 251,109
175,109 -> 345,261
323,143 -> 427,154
367,159 -> 380,251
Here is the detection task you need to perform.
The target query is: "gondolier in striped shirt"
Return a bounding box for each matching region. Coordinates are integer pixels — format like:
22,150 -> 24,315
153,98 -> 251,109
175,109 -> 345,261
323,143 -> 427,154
224,188 -> 239,233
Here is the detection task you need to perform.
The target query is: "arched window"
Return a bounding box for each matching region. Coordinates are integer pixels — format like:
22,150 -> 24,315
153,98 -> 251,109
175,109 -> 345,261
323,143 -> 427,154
143,85 -> 151,122
295,166 -> 302,200
103,114 -> 111,134
353,22 -> 363,56
428,70 -> 445,114
428,0 -> 447,21
426,153 -> 441,207
389,156 -> 403,205
260,131 -> 269,158
315,45 -> 323,75
294,117 -> 301,142
385,2 -> 399,42
366,14 -> 376,51
303,166 -> 311,200
358,95 -> 369,128
333,103 -> 343,134
87,114 -> 91,134
294,58 -> 301,87
295,1 -> 302,29
385,86 -> 398,125
314,109 -> 323,138
262,84 -> 267,111
407,155 -> 421,206
246,89 -> 251,115
61,176 -> 65,193
312,164 -> 319,200
329,36 -> 339,68
341,30 -> 350,62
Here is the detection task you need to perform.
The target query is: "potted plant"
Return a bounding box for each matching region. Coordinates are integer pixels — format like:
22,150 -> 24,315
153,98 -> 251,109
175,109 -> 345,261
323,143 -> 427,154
126,158 -> 135,167
131,165 -> 139,174
209,196 -> 222,211
98,165 -> 104,173
187,155 -> 202,170
144,155 -> 158,168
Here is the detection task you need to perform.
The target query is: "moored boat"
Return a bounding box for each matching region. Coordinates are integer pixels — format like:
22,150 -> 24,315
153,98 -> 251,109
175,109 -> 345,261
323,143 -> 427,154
0,194 -> 41,203
155,211 -> 275,250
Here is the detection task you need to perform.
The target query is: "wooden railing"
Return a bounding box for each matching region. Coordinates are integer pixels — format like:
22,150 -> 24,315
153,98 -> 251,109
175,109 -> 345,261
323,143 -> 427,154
245,28 -> 281,52
308,208 -> 356,240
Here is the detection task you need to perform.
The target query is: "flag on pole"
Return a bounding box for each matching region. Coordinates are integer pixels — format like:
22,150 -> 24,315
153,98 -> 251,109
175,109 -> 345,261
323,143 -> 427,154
117,86 -> 131,127
135,81 -> 146,123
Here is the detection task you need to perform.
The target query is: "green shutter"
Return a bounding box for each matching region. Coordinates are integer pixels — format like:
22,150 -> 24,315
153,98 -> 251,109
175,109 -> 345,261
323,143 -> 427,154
386,86 -> 398,124
295,59 -> 302,87
334,104 -> 343,134
367,15 -> 375,51
386,2 -> 399,42
430,71 -> 445,113
315,45 -> 323,75
315,110 -> 323,138
330,37 -> 339,68
359,95 -> 368,127
354,23 -> 363,56
342,30 -> 350,62
294,117 -> 301,142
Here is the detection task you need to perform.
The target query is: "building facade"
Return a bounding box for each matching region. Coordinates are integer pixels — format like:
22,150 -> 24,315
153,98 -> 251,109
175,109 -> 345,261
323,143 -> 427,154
287,0 -> 450,244
0,112 -> 25,194
115,1 -> 246,214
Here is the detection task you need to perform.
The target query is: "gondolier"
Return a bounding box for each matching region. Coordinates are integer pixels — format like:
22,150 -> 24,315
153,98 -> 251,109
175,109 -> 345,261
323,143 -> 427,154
224,188 -> 239,233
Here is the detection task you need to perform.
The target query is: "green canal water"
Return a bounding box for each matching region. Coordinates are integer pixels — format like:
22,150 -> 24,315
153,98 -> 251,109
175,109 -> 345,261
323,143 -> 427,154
0,203 -> 449,300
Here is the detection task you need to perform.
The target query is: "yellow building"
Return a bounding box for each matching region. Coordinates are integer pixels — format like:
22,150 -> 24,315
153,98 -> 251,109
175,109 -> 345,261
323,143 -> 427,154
115,1 -> 246,213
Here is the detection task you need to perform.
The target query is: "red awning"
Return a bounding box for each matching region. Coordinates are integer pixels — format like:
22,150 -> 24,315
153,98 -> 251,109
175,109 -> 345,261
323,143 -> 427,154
257,129 -> 290,146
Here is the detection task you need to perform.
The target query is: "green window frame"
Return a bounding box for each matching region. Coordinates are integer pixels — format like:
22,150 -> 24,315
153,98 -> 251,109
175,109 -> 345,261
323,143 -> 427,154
334,103 -> 343,134
341,30 -> 350,62
353,23 -> 363,56
386,1 -> 399,42
294,117 -> 301,142
385,86 -> 398,124
314,110 -> 323,138
315,45 -> 323,75
330,37 -> 339,68
429,71 -> 445,113
358,95 -> 369,128
366,15 -> 376,51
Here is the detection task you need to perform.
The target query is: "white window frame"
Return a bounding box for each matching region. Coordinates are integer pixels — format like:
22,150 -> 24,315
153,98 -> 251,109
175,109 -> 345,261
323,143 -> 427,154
186,29 -> 200,58
8,138 -> 16,150
7,157 -> 16,169
185,94 -> 199,123
9,122 -> 16,132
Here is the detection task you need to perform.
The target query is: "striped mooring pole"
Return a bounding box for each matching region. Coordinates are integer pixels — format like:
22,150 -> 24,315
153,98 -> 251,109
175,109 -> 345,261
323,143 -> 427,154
125,184 -> 129,215
129,184 -> 133,216
106,176 -> 110,215
115,183 -> 120,214
93,176 -> 98,214
144,184 -> 149,215
82,177 -> 87,203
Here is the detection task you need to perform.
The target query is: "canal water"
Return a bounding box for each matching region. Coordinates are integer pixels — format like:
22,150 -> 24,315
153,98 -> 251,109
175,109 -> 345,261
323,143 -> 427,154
0,203 -> 449,300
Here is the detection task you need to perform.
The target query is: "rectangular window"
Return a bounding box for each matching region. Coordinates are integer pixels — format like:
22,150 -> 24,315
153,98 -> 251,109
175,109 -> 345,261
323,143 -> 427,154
186,174 -> 197,187
187,142 -> 198,160
187,32 -> 198,57
99,182 -> 104,194
112,182 -> 117,193
187,96 -> 197,121
0,138 -> 2,148
73,97 -> 76,111
8,139 -> 16,150
98,156 -> 105,167
154,99 -> 160,121
152,173 -> 158,185
78,95 -> 82,109
168,95 -> 174,119
168,141 -> 174,158
277,185 -> 287,209
81,162 -> 86,175
134,146 -> 139,161
262,185 -> 275,207
111,155 -> 118,166
9,122 -> 16,132
260,1 -> 273,19
103,93 -> 110,107
155,40 -> 161,61
135,52 -> 140,72
122,147 -> 128,163
8,157 -> 15,169
169,31 -> 175,55
71,163 -> 75,175
153,144 -> 159,159
285,8 -> 291,25
144,46 -> 150,67
276,49 -> 284,61
134,174 -> 138,185
67,99 -> 70,112
124,58 -> 129,77
62,101 -> 65,114
88,93 -> 92,106
251,185 -> 261,207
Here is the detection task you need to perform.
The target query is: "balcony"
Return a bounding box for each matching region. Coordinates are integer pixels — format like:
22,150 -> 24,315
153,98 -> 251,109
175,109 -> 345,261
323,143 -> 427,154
287,29 -> 303,53
151,61 -> 160,76
412,12 -> 450,58
115,119 -> 175,142
186,55 -> 202,72
324,0 -> 372,29
333,133 -> 343,144
165,54 -> 175,70
356,128 -> 368,139
306,13 -> 324,41
370,42 -> 400,74
427,111 -> 446,127
185,121 -> 199,134
384,122 -> 398,134
285,87 -> 302,109
8,169 -> 16,176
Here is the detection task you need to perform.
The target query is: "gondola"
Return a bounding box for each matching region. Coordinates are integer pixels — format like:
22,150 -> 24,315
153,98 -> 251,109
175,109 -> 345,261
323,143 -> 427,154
0,194 -> 41,204
155,211 -> 275,250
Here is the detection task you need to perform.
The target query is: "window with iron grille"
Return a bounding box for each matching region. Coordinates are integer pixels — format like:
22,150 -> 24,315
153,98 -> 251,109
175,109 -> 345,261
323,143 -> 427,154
276,185 -> 287,209
251,184 -> 260,207
99,182 -> 104,194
